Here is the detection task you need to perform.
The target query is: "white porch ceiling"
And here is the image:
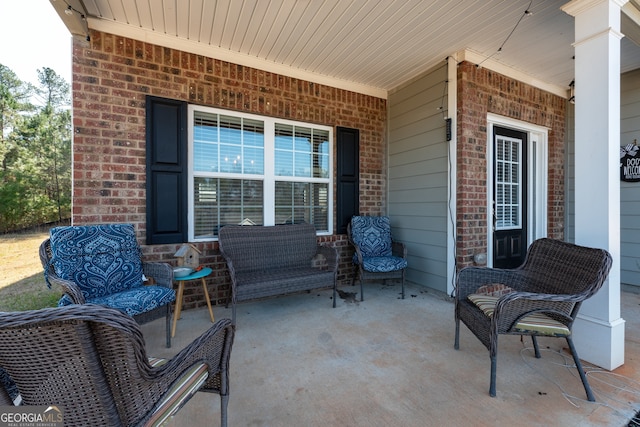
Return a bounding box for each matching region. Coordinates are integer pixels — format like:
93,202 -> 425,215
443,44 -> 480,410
53,0 -> 640,98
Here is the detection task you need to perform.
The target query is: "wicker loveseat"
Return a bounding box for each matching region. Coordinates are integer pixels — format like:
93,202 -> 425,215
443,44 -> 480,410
218,223 -> 339,322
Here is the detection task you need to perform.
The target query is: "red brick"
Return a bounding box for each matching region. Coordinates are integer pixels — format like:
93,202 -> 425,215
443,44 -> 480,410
456,61 -> 566,269
71,30 -> 387,308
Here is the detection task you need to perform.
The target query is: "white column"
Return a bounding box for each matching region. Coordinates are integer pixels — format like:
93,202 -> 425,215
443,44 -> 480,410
561,0 -> 626,370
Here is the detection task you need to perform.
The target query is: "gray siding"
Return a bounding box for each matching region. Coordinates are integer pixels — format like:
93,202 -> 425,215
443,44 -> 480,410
387,64 -> 449,292
621,68 -> 640,287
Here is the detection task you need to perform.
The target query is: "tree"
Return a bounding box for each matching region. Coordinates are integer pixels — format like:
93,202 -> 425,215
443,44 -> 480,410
0,65 -> 71,232
35,67 -> 72,223
0,65 -> 32,174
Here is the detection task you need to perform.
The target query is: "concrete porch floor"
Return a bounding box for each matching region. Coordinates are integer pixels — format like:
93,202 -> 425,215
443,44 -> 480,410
142,282 -> 640,426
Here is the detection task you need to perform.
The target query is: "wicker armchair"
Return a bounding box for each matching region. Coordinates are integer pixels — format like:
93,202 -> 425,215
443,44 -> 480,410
40,224 -> 176,347
348,216 -> 408,301
454,238 -> 612,401
0,305 -> 234,427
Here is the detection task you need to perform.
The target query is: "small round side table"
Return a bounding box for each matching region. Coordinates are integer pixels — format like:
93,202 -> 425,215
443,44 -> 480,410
172,267 -> 214,338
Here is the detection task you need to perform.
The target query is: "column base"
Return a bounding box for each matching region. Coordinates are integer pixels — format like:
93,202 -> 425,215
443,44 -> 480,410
572,313 -> 625,370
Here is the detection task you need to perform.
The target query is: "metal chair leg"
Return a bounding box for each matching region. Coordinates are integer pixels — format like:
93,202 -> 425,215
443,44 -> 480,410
489,354 -> 497,397
165,305 -> 172,348
566,336 -> 596,402
531,335 -> 541,358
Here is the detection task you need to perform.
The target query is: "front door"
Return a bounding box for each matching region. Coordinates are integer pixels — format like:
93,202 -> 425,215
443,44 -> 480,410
493,126 -> 527,269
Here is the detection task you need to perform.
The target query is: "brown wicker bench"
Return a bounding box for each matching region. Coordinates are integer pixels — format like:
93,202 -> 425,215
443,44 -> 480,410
219,223 -> 339,322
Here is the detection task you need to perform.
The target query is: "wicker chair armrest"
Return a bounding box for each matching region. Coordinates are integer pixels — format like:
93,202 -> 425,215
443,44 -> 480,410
51,306 -> 230,396
221,255 -> 239,306
350,243 -> 364,264
456,267 -> 520,300
40,238 -> 85,303
142,262 -> 173,288
498,290 -> 585,305
44,273 -> 86,304
316,245 -> 339,272
0,368 -> 16,405
146,319 -> 235,393
492,291 -> 579,332
0,386 -> 12,406
392,241 -> 407,258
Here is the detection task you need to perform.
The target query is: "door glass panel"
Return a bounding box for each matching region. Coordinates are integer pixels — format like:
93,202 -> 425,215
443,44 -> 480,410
495,135 -> 521,230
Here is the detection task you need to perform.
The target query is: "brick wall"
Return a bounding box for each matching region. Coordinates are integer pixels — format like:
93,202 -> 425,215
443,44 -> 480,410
456,61 -> 566,268
70,30 -> 387,309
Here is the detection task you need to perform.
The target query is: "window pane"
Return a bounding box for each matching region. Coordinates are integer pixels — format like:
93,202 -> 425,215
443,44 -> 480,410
276,124 -> 331,178
275,124 -> 293,150
194,177 -> 218,239
243,147 -> 263,174
274,181 -> 294,224
194,112 -> 264,175
219,116 -> 242,144
220,144 -> 242,173
194,141 -> 218,172
274,182 -> 291,206
274,181 -> 328,231
275,124 -> 294,177
495,135 -> 521,230
313,130 -> 330,178
275,150 -> 293,176
194,112 -> 218,172
294,127 -> 312,152
295,152 -> 312,177
243,118 -> 264,148
193,177 -> 263,238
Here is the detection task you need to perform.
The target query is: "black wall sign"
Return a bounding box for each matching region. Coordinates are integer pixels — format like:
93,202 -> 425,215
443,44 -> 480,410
621,144 -> 640,182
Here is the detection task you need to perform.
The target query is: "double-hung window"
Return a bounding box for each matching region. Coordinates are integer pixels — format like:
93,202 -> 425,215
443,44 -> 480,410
188,106 -> 332,241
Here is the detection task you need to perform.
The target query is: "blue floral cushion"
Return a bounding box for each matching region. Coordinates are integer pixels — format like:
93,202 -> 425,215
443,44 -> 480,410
361,256 -> 408,273
49,224 -> 144,301
350,216 -> 393,258
58,285 -> 175,317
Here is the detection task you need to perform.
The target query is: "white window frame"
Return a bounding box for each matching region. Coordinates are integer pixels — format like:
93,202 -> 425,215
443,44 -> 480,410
187,105 -> 333,241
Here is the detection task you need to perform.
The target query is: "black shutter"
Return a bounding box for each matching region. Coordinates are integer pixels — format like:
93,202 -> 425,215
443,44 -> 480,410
146,96 -> 188,244
336,127 -> 360,234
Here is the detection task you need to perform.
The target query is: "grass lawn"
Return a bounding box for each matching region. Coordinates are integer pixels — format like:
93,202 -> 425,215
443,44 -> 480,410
0,231 -> 61,311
